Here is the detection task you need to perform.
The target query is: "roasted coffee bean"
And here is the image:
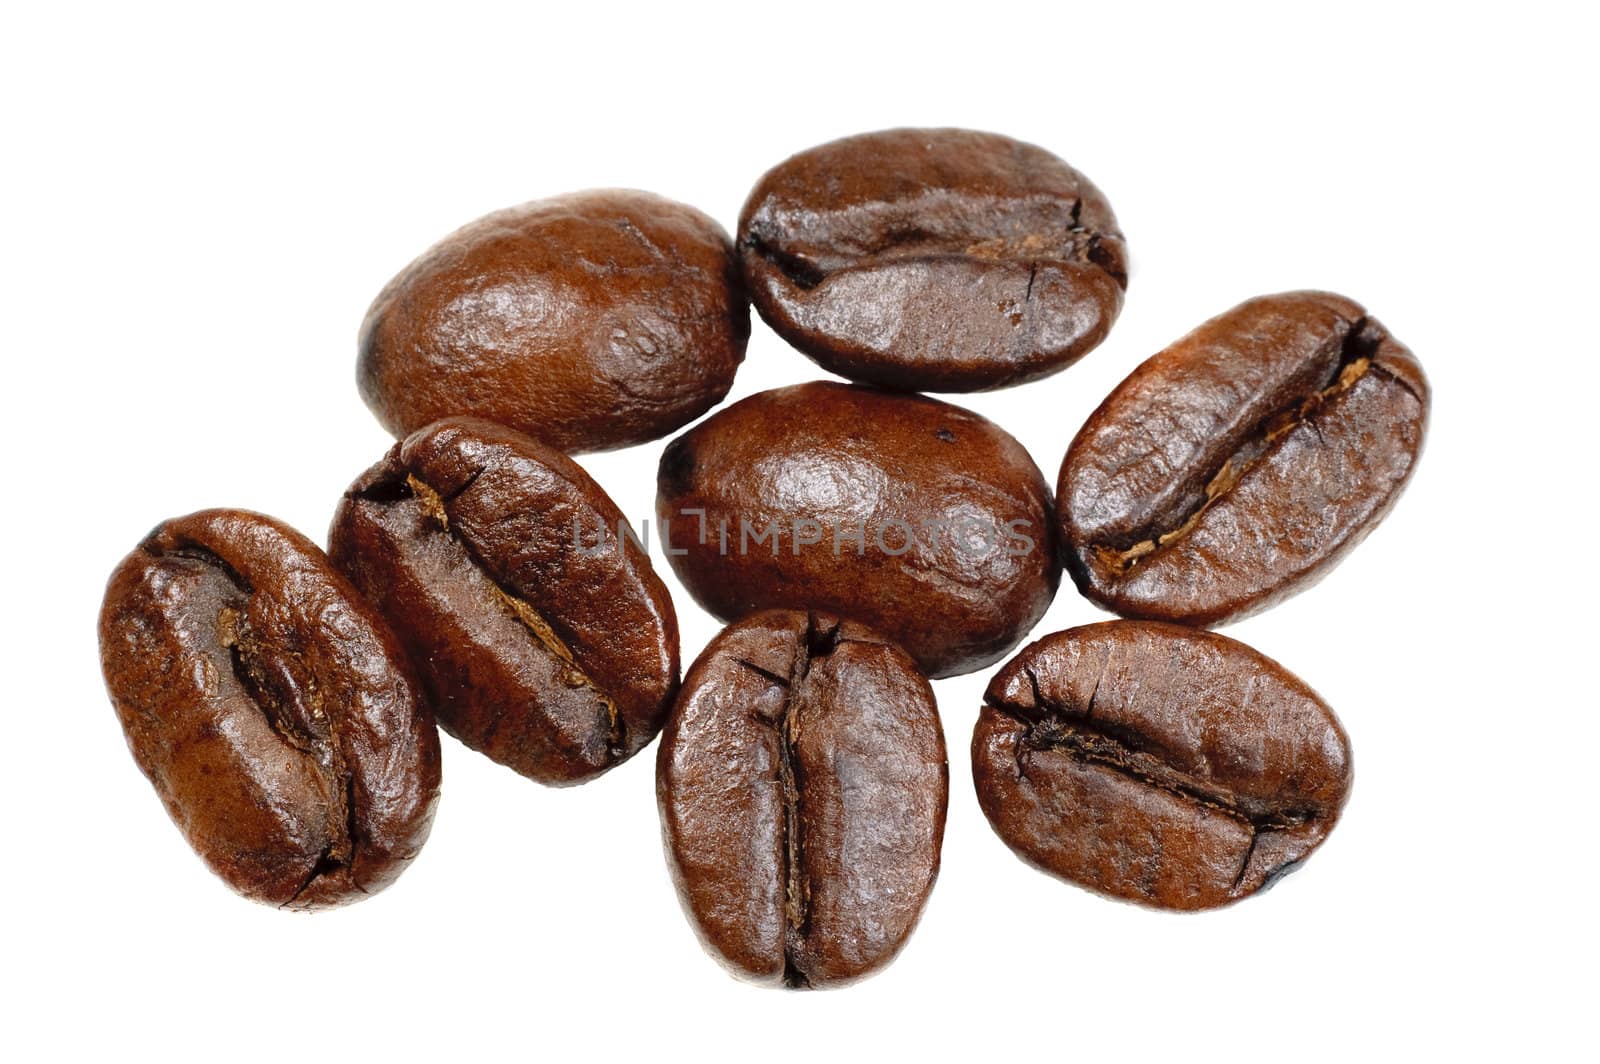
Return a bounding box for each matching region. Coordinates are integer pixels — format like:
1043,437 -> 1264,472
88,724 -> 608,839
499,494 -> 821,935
658,610 -> 947,988
330,417 -> 679,784
1058,291 -> 1428,627
973,621 -> 1350,910
737,128 -> 1127,392
359,189 -> 749,454
656,381 -> 1059,678
99,510 -> 441,909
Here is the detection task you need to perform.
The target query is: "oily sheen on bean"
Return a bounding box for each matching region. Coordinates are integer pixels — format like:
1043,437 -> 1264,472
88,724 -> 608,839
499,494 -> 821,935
359,189 -> 749,454
658,611 -> 948,988
973,621 -> 1351,910
1058,291 -> 1429,626
330,417 -> 679,785
656,381 -> 1059,677
738,128 -> 1128,392
99,510 -> 441,909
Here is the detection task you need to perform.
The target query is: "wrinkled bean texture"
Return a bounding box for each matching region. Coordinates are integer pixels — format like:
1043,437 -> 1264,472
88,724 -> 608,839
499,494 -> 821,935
657,381 -> 1059,678
330,417 -> 679,785
359,189 -> 750,454
738,128 -> 1128,392
974,621 -> 1351,910
658,611 -> 947,988
99,510 -> 441,909
1059,291 -> 1429,626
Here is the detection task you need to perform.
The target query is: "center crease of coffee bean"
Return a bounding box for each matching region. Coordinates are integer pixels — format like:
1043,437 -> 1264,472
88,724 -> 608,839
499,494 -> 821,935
214,596 -> 359,905
734,613 -> 852,989
991,668 -> 1324,836
746,196 -> 1107,294
1094,321 -> 1381,574
404,473 -> 625,757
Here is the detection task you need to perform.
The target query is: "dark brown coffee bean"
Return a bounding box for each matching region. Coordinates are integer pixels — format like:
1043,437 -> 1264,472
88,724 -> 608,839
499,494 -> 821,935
358,189 -> 749,454
330,416 -> 679,784
656,381 -> 1058,678
98,510 -> 441,909
973,621 -> 1350,910
737,128 -> 1127,392
658,610 -> 947,988
1058,291 -> 1429,627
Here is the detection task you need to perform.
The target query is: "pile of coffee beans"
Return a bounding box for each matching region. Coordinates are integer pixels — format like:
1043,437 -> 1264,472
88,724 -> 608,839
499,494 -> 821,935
98,127 -> 1429,986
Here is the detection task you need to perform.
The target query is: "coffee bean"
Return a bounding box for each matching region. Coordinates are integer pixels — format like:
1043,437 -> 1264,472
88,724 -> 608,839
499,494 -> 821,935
99,510 -> 441,909
656,381 -> 1059,678
738,128 -> 1127,392
1058,291 -> 1429,626
657,610 -> 947,987
973,621 -> 1350,910
330,417 -> 679,784
358,189 -> 749,454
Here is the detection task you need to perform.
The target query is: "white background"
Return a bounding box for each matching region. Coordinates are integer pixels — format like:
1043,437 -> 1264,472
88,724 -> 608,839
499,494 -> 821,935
4,3 -> 1595,1060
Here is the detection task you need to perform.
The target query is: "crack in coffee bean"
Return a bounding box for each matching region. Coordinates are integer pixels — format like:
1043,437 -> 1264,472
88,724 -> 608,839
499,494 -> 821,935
732,615 -> 858,988
992,682 -> 1323,834
211,589 -> 361,901
659,610 -> 946,988
775,615 -> 851,988
285,771 -> 364,906
403,473 -> 624,756
218,590 -> 365,901
744,235 -> 828,291
1095,320 -> 1382,573
745,197 -> 1103,293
